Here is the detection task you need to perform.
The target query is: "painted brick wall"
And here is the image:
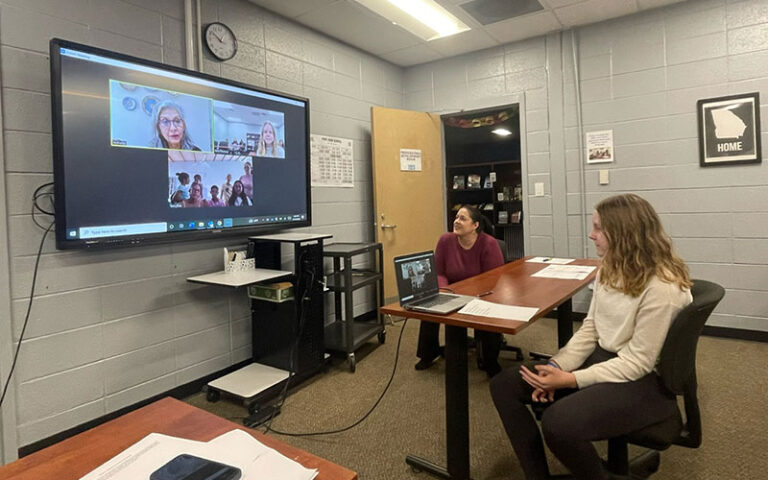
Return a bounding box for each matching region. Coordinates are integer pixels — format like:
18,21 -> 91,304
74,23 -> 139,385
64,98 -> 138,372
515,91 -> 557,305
0,0 -> 402,450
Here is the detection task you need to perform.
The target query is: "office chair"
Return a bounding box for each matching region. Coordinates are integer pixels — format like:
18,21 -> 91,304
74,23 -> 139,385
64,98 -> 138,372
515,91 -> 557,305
604,278 -> 725,478
476,239 -> 525,369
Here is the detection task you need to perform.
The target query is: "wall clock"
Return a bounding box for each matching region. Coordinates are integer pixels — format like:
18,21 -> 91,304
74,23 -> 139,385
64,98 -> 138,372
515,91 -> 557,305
204,22 -> 238,61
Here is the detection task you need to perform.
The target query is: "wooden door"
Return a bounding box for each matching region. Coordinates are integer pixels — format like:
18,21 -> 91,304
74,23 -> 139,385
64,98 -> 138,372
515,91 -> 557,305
371,106 -> 445,302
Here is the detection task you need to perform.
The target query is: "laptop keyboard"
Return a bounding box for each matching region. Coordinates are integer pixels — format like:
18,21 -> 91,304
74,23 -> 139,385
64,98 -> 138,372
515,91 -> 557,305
415,295 -> 454,308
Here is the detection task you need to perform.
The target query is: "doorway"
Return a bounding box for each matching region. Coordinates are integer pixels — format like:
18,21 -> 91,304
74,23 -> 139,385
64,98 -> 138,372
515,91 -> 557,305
441,105 -> 524,260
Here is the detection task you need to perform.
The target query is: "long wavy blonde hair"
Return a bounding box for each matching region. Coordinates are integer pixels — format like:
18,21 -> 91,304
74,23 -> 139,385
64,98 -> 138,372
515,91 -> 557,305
596,193 -> 691,296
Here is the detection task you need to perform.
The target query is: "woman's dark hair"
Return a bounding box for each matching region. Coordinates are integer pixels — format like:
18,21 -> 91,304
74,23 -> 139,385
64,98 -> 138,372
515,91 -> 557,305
459,204 -> 492,234
176,172 -> 189,183
228,180 -> 248,206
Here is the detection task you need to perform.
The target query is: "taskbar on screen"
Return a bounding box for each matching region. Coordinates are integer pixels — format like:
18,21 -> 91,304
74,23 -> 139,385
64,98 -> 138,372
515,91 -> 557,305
69,214 -> 308,240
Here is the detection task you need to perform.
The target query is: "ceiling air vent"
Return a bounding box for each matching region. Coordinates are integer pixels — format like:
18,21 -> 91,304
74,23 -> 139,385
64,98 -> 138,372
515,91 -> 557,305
459,0 -> 544,25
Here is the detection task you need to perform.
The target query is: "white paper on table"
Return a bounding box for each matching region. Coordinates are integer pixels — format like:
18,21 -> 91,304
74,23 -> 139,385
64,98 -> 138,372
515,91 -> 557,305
525,256 -> 574,264
210,430 -> 318,480
79,433 -> 208,480
458,298 -> 538,322
80,429 -> 317,480
531,264 -> 596,280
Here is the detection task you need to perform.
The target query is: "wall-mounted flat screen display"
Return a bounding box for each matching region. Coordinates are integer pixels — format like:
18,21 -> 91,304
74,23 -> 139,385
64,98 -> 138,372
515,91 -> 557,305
50,38 -> 311,249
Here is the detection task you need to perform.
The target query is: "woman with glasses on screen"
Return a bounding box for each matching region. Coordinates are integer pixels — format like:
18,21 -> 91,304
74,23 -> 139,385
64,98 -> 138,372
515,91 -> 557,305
149,101 -> 200,151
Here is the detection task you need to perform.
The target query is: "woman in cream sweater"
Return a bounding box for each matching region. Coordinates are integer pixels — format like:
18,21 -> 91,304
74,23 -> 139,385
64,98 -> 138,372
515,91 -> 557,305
490,193 -> 692,480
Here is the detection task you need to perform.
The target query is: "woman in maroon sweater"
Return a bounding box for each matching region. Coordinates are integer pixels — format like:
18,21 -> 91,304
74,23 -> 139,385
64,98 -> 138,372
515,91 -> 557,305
415,205 -> 505,377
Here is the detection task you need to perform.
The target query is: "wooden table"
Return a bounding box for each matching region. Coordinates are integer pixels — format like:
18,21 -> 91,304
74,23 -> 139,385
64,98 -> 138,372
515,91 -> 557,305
381,256 -> 599,480
0,397 -> 357,480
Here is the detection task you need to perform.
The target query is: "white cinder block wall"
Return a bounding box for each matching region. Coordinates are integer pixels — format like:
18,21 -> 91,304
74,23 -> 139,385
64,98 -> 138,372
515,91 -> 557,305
0,0 -> 401,455
402,0 -> 768,325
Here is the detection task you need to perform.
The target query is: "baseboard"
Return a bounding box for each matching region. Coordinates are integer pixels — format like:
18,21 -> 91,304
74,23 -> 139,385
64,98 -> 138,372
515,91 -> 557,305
18,359 -> 252,458
702,326 -> 768,343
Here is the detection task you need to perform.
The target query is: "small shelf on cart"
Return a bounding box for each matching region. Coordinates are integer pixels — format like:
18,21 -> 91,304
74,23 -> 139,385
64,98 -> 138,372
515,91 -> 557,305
325,270 -> 383,291
324,319 -> 382,353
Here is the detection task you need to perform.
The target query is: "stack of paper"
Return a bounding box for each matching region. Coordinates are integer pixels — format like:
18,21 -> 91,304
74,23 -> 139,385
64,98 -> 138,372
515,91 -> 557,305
525,257 -> 574,264
80,429 -> 318,480
531,264 -> 596,280
458,299 -> 538,322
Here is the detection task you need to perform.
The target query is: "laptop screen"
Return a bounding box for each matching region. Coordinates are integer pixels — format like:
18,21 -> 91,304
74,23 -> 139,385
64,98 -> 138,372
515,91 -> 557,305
393,251 -> 439,304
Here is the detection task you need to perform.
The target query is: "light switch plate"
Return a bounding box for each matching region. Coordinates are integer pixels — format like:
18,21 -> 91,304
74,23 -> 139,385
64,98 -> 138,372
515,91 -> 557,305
599,169 -> 609,185
534,182 -> 544,196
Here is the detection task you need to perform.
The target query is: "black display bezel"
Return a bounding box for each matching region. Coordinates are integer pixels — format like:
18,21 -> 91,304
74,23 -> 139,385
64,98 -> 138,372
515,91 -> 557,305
49,38 -> 311,249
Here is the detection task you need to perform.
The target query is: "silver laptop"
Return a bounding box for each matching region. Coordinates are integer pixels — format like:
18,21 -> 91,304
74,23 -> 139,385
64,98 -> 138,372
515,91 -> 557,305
394,251 -> 473,314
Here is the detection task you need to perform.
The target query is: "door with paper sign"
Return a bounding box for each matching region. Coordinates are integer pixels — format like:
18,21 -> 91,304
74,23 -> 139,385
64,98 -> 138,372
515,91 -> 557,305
371,106 -> 445,302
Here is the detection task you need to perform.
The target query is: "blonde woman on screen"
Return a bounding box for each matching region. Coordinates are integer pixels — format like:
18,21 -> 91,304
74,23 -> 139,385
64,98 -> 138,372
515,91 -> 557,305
256,121 -> 284,157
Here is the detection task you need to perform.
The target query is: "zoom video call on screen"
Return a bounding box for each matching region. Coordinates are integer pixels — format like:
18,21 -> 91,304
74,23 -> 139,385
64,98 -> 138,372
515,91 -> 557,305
56,45 -> 308,244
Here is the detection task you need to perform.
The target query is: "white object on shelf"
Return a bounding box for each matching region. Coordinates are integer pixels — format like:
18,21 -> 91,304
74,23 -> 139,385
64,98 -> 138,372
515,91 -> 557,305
187,268 -> 291,287
250,232 -> 332,242
225,257 -> 255,273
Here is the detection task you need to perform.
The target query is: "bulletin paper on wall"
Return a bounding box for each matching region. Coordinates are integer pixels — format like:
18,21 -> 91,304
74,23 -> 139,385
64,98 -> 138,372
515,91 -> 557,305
585,130 -> 614,164
400,148 -> 422,171
310,134 -> 354,187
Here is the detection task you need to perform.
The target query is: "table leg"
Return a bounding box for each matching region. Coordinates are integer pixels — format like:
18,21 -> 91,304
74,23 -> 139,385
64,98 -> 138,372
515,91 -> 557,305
405,324 -> 471,480
556,298 -> 573,348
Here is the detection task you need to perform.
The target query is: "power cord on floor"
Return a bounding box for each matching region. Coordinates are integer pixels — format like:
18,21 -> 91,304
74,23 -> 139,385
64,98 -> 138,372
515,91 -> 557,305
0,183 -> 55,409
262,318 -> 408,437
261,252 -> 315,431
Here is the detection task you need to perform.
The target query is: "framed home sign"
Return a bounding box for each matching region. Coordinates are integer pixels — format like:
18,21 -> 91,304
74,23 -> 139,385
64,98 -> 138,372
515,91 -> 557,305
697,92 -> 761,167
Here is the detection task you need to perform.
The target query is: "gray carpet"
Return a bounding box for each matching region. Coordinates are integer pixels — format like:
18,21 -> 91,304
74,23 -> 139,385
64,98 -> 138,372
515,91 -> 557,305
185,317 -> 768,479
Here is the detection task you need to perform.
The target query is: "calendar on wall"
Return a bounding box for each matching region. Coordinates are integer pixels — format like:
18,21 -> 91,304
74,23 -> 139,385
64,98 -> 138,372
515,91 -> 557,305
310,134 -> 354,187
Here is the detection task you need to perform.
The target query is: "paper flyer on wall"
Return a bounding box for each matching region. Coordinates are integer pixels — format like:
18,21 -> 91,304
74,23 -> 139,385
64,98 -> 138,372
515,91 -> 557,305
311,134 -> 354,187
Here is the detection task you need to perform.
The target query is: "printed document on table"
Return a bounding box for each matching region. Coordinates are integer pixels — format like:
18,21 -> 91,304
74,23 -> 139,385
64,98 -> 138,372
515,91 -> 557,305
531,264 -> 596,280
459,299 -> 538,322
526,257 -> 574,264
80,429 -> 318,480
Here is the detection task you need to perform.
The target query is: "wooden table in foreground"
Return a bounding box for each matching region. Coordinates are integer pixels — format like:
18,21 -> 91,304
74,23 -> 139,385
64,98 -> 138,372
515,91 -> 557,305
381,256 -> 599,480
0,397 -> 357,480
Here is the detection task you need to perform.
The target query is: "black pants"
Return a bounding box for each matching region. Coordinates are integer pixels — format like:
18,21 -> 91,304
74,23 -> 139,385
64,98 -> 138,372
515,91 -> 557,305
489,347 -> 678,480
417,320 -> 501,368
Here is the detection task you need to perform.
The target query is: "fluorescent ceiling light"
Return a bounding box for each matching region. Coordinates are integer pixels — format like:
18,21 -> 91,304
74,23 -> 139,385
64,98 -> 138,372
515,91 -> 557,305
355,0 -> 471,41
492,128 -> 512,137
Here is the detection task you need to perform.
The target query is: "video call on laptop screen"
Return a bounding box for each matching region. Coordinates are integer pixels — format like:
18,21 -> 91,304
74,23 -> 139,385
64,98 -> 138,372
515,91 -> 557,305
395,252 -> 438,302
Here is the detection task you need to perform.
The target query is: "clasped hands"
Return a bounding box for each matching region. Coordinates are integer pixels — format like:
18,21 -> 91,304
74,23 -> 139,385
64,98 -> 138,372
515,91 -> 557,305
519,364 -> 578,403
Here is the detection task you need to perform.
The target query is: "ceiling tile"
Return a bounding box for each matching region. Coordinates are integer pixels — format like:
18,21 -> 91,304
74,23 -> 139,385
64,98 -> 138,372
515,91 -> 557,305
428,28 -> 499,57
555,0 -> 639,27
247,0 -> 336,19
541,0 -> 587,7
381,44 -> 444,67
484,11 -> 563,44
637,0 -> 687,9
247,0 -> 692,67
295,2 -> 421,56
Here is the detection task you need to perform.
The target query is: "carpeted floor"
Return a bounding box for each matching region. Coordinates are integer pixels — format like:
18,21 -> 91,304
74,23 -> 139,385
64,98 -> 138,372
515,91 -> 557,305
185,317 -> 768,479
